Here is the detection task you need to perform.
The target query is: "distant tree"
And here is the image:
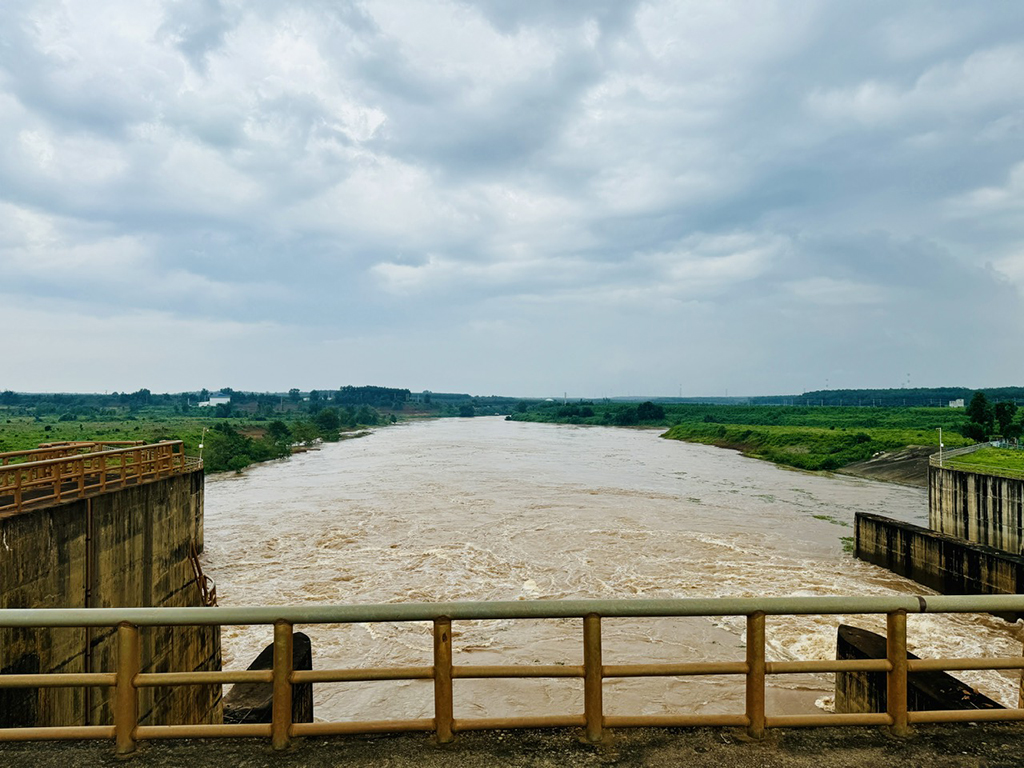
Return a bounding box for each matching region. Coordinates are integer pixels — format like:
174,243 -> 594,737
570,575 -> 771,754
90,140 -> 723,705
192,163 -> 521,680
288,388 -> 301,403
214,402 -> 232,418
266,420 -> 291,444
637,401 -> 665,421
994,401 -> 1018,436
459,404 -> 475,418
613,407 -> 639,426
515,400 -> 529,413
290,420 -> 319,445
964,392 -> 994,440
0,390 -> 18,405
315,408 -> 341,440
355,405 -> 380,425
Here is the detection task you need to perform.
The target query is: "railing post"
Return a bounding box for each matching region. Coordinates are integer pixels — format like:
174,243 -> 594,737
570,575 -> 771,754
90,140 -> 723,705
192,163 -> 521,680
114,622 -> 140,755
433,617 -> 454,743
272,620 -> 294,750
746,611 -> 766,739
583,613 -> 604,742
887,610 -> 911,736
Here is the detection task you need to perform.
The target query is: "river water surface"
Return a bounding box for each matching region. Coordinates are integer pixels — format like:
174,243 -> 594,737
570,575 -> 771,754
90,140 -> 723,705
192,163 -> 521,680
204,417 -> 1022,721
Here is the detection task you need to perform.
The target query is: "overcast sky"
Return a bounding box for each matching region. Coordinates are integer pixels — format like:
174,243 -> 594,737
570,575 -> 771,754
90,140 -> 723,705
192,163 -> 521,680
2,1 -> 1023,397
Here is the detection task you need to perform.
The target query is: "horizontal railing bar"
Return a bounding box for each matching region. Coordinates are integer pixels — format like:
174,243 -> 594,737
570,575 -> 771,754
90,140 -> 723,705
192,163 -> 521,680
453,664 -> 584,679
604,662 -> 747,677
135,670 -> 272,687
604,714 -> 749,728
0,442 -> 184,472
292,666 -> 434,683
766,713 -> 892,727
908,709 -> 1024,724
907,658 -> 1024,672
9,593 -> 1024,627
0,672 -> 116,688
134,724 -> 272,739
453,715 -> 587,731
291,719 -> 435,736
766,659 -> 891,674
0,726 -> 116,741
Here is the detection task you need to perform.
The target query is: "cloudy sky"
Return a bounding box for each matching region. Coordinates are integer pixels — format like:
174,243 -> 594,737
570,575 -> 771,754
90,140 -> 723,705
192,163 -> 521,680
1,1 -> 1023,397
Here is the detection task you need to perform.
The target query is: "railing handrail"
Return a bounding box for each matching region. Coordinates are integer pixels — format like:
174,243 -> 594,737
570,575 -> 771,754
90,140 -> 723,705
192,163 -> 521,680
2,592 -> 1023,627
3,594 -> 1023,753
0,441 -> 200,516
0,441 -> 147,464
0,441 -> 184,472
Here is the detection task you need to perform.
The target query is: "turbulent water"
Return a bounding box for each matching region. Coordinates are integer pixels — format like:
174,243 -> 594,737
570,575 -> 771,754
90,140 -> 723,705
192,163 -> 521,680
204,417 -> 1023,721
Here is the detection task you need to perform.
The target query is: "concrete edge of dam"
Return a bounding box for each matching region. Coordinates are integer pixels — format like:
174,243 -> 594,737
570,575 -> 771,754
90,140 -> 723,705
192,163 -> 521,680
3,724 -> 1024,768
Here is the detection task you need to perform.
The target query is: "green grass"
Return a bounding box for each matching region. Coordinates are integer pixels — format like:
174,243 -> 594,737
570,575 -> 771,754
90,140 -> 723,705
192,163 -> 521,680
660,422 -> 971,472
0,408 -> 377,473
946,447 -> 1024,478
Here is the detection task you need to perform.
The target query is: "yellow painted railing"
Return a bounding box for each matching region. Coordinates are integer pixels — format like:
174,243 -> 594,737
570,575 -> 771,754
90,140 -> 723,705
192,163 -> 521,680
0,441 -> 198,515
1,595 -> 1024,754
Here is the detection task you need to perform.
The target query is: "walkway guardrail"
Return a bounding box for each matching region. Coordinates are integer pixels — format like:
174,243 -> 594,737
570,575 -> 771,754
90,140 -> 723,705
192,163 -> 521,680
0,441 -> 145,466
2,595 -> 1024,754
0,441 -> 199,516
931,441 -> 1024,481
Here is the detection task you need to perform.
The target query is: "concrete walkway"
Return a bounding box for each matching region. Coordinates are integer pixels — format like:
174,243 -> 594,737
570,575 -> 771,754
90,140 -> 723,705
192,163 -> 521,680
2,725 -> 1023,767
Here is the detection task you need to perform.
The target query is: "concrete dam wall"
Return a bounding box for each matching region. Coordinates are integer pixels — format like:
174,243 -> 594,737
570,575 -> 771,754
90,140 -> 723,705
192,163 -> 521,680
930,465 -> 1024,555
0,469 -> 221,728
855,512 -> 1024,610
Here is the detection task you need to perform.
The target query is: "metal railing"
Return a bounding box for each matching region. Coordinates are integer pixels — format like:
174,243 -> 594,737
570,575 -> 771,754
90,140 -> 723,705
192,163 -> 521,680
932,442 -> 1024,482
0,441 -> 199,515
0,441 -> 145,466
3,594 -> 1024,755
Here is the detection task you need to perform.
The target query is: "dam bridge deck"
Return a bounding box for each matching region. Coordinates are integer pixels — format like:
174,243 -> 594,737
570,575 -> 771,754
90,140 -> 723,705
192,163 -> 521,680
0,441 -> 200,517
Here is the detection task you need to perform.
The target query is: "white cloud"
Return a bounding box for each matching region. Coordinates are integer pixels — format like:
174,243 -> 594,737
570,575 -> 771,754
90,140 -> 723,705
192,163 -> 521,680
1,0 -> 1024,393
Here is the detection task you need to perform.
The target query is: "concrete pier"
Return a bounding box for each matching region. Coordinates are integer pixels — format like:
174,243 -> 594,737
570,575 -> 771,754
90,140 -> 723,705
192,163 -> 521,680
0,468 -> 220,727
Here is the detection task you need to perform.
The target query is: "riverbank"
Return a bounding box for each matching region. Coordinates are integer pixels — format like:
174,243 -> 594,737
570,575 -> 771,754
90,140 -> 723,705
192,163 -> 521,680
659,423 -> 962,479
4,725 -> 1022,767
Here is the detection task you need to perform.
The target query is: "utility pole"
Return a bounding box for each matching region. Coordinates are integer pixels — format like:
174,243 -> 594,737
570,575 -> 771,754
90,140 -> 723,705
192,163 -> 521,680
938,428 -> 943,467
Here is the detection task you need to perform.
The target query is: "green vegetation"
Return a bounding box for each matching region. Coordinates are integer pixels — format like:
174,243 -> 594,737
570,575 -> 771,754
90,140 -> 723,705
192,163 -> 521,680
661,422 -> 971,471
507,401 -> 983,472
946,447 -> 1024,478
0,389 -> 396,473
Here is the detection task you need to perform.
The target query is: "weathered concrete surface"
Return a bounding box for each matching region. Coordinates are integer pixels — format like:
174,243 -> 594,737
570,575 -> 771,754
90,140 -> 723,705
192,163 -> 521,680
835,624 -> 1002,714
0,470 -> 220,728
931,466 -> 1024,555
855,513 -> 1024,612
2,726 -> 1024,767
840,446 -> 936,487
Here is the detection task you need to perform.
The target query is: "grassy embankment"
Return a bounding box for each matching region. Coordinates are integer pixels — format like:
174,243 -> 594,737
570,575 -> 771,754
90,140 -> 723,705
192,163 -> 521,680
509,403 -> 974,472
945,447 -> 1024,478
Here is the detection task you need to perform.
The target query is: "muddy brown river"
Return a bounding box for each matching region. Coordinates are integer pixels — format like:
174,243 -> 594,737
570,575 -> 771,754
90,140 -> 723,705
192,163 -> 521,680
204,417 -> 1023,721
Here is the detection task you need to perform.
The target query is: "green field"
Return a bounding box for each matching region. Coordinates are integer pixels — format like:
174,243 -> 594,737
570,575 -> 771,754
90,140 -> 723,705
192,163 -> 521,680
661,422 -> 971,471
0,409 -> 375,473
946,447 -> 1024,478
